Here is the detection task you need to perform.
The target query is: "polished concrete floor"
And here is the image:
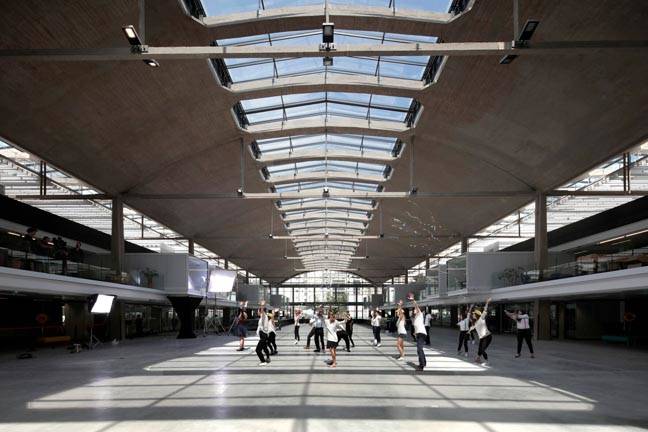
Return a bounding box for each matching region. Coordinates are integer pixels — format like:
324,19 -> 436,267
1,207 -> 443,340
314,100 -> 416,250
1,326 -> 647,431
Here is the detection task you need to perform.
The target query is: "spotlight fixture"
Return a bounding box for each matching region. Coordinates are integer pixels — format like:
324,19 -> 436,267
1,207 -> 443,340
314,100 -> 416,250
501,19 -> 539,65
323,187 -> 330,198
143,59 -> 159,67
410,186 -> 418,196
122,25 -> 143,47
322,22 -> 335,44
236,188 -> 244,197
323,56 -> 333,67
518,19 -> 540,45
268,234 -> 274,239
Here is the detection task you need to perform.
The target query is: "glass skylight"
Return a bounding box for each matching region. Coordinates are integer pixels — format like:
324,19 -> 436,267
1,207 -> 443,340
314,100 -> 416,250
214,30 -> 437,86
287,219 -> 367,230
264,160 -> 391,182
252,134 -> 403,160
283,208 -> 372,222
237,92 -> 418,127
200,0 -> 454,18
273,180 -> 382,193
279,197 -> 375,211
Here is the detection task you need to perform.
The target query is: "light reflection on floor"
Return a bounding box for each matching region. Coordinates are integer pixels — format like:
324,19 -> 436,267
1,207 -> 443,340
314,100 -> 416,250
3,327 -> 646,432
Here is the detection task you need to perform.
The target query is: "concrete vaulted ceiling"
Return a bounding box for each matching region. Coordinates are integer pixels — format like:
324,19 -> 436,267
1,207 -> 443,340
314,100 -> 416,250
0,0 -> 647,284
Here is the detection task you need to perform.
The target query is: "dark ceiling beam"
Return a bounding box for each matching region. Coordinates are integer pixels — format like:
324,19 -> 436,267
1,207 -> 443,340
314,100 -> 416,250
1,40 -> 646,62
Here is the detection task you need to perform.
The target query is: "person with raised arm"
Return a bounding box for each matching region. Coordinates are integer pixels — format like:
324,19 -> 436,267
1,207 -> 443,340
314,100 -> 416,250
313,306 -> 325,353
324,310 -> 347,368
235,301 -> 248,352
408,294 -> 428,371
255,300 -> 271,366
396,300 -> 407,361
469,298 -> 493,366
505,308 -> 535,358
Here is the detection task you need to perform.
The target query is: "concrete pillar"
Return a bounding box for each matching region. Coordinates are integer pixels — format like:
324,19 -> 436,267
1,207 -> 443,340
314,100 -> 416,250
188,239 -> 195,255
534,192 -> 548,275
109,300 -> 125,341
64,301 -> 91,343
461,237 -> 469,254
535,299 -> 551,340
111,196 -> 125,275
167,296 -> 202,339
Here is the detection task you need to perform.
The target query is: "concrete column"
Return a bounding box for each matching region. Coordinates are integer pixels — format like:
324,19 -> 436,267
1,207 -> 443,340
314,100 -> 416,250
111,196 -> 125,275
109,300 -> 125,341
534,192 -> 548,275
167,296 -> 202,339
460,237 -> 469,254
188,239 -> 195,255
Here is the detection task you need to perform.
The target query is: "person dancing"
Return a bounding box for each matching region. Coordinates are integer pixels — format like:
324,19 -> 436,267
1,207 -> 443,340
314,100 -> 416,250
396,300 -> 407,361
469,298 -> 493,366
313,307 -> 325,353
235,301 -> 248,352
456,306 -> 472,357
294,308 -> 302,345
505,308 -> 535,358
255,300 -> 271,366
371,309 -> 382,347
345,312 -> 355,348
268,310 -> 278,355
409,295 -> 428,371
324,310 -> 346,368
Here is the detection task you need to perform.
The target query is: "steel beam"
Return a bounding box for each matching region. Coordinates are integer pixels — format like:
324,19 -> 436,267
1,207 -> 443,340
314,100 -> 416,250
1,41 -> 646,62
18,193 -> 112,200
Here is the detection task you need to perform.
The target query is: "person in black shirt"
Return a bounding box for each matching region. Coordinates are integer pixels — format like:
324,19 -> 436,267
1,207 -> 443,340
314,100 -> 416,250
345,312 -> 355,348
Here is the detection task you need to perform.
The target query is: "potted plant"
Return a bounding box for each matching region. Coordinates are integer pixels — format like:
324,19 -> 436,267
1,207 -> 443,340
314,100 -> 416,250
141,268 -> 159,288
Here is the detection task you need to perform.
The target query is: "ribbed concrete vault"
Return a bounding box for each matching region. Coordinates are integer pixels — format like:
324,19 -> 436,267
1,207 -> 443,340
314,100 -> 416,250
0,0 -> 647,283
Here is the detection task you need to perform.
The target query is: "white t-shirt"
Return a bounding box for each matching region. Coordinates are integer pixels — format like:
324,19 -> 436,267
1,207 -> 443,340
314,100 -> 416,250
424,313 -> 432,327
256,314 -> 269,335
457,317 -> 470,332
371,315 -> 381,327
470,307 -> 491,339
413,311 -> 426,335
397,317 -> 407,335
325,320 -> 344,342
295,314 -> 301,326
516,314 -> 530,330
268,318 -> 276,334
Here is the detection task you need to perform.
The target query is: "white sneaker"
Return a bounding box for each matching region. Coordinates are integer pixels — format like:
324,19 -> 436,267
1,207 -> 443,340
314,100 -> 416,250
373,339 -> 377,345
397,356 -> 405,361
294,341 -> 298,345
482,362 -> 489,368
377,343 -> 381,347
259,362 -> 268,366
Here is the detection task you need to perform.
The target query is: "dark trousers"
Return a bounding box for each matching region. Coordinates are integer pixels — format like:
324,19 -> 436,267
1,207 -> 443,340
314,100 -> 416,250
314,327 -> 324,351
372,326 -> 381,344
425,326 -> 431,345
294,325 -> 300,341
306,327 -> 315,347
457,330 -> 469,352
337,330 -> 350,351
416,333 -> 427,367
256,331 -> 270,362
478,334 -> 493,360
347,329 -> 355,347
516,329 -> 534,354
268,331 -> 277,354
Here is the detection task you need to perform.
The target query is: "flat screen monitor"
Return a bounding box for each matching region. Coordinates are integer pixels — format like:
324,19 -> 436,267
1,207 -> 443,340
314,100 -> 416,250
91,294 -> 116,314
208,269 -> 237,293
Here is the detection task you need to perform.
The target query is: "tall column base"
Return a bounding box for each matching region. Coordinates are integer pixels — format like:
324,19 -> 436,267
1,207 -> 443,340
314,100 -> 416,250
167,296 -> 202,339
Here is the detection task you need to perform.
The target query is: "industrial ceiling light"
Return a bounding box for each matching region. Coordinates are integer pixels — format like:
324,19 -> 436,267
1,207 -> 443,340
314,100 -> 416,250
122,25 -> 143,46
501,19 -> 540,65
323,187 -> 330,198
143,59 -> 159,67
323,56 -> 333,67
322,22 -> 335,44
518,20 -> 540,45
236,188 -> 244,197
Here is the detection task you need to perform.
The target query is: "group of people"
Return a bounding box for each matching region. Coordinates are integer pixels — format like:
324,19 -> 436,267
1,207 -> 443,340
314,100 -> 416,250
455,298 -> 535,366
232,296 -> 536,371
21,227 -> 85,273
